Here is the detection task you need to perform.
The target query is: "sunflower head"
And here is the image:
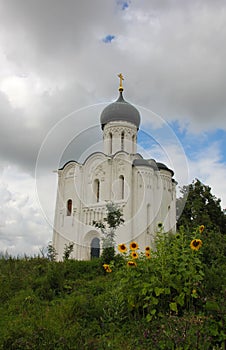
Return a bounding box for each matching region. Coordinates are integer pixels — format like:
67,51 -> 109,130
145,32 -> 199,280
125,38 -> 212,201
127,261 -> 137,267
103,264 -> 112,272
145,252 -> 151,259
190,239 -> 202,251
103,264 -> 110,270
199,225 -> 205,233
130,241 -> 139,250
118,243 -> 127,253
145,246 -> 150,251
131,251 -> 139,259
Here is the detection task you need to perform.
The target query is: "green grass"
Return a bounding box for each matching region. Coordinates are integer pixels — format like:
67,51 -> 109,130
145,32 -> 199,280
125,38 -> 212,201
0,228 -> 226,349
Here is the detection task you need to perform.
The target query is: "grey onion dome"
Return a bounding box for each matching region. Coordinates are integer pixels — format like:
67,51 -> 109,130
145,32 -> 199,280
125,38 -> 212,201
100,91 -> 141,130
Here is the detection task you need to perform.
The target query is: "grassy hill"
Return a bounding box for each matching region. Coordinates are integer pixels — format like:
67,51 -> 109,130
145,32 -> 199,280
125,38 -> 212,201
0,227 -> 226,349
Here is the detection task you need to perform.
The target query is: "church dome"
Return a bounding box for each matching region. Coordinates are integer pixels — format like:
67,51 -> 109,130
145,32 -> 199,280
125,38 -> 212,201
100,91 -> 141,130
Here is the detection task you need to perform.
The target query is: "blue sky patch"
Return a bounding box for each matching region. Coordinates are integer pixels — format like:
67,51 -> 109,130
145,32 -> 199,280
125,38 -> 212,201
102,35 -> 116,43
168,121 -> 226,163
117,0 -> 130,10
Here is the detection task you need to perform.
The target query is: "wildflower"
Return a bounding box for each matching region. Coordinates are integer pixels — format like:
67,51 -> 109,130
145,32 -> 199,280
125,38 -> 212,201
199,225 -> 205,233
103,264 -> 112,273
145,252 -> 151,259
118,243 -> 127,253
131,251 -> 139,259
103,264 -> 110,270
127,261 -> 137,267
190,239 -> 202,251
130,241 -> 139,250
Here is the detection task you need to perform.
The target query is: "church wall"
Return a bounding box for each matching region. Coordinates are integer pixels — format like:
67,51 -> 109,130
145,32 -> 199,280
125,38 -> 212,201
130,166 -> 155,250
52,86 -> 177,261
53,156 -> 176,260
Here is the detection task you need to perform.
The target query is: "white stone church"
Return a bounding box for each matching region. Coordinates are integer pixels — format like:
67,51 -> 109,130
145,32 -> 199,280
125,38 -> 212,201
53,76 -> 176,260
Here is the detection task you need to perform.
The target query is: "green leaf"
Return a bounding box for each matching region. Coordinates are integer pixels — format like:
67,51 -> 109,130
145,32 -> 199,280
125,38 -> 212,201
175,292 -> 185,306
146,313 -> 152,322
205,301 -> 220,311
170,302 -> 178,312
154,287 -> 164,296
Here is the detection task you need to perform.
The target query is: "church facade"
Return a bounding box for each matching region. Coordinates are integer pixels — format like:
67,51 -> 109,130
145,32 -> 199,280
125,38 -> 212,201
53,77 -> 176,260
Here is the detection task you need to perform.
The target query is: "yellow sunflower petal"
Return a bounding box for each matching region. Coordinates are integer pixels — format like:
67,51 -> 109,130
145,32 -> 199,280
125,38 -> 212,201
190,239 -> 202,251
118,243 -> 127,253
131,251 -> 139,259
130,241 -> 139,250
127,261 -> 137,267
199,225 -> 205,233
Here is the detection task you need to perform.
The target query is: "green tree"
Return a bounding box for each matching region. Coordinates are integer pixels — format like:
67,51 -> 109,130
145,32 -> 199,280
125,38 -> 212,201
63,242 -> 74,261
177,179 -> 226,233
93,202 -> 124,262
47,242 -> 58,261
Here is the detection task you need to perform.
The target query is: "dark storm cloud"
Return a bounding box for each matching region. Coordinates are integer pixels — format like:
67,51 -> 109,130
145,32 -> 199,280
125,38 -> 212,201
1,0 -> 226,172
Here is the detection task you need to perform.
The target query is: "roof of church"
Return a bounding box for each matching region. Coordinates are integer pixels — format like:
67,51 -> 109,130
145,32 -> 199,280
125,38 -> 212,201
133,158 -> 174,176
100,91 -> 141,130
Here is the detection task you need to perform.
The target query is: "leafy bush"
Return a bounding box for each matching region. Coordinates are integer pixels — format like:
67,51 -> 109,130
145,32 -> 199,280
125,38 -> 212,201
0,227 -> 225,349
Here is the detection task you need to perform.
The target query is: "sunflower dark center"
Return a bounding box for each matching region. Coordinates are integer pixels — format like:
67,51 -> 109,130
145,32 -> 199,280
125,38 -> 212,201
193,240 -> 199,247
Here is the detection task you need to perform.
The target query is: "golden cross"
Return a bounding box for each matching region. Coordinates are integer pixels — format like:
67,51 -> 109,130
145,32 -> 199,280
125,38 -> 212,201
118,73 -> 124,90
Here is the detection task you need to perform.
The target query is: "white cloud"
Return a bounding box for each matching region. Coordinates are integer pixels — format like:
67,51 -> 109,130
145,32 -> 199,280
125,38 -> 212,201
188,142 -> 226,208
0,166 -> 52,256
0,0 -> 226,254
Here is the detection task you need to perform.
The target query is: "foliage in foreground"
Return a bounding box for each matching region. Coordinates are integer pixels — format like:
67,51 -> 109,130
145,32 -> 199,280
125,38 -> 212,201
0,226 -> 225,349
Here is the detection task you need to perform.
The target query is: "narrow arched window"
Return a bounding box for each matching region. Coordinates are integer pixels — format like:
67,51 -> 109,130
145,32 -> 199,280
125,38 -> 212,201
94,179 -> 100,202
121,132 -> 124,150
67,199 -> 72,216
109,132 -> 112,154
132,135 -> 136,153
119,175 -> 124,200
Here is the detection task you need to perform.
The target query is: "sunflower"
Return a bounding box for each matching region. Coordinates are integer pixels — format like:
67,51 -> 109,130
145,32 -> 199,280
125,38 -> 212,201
118,243 -> 127,253
103,264 -> 112,272
190,239 -> 202,251
130,241 -> 139,250
158,222 -> 163,228
103,264 -> 110,270
199,225 -> 205,233
127,261 -> 137,267
145,252 -> 151,259
145,246 -> 150,251
131,251 -> 139,259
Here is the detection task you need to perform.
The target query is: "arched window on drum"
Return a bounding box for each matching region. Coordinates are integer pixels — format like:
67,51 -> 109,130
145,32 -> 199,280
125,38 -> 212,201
109,132 -> 112,154
119,175 -> 124,200
121,131 -> 124,150
67,199 -> 72,216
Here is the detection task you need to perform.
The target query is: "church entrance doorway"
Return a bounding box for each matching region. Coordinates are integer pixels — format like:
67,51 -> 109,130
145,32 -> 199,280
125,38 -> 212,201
91,237 -> 100,259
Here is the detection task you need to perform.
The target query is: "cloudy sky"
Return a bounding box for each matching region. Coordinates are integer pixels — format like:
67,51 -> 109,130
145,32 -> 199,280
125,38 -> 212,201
1,0 -> 226,256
